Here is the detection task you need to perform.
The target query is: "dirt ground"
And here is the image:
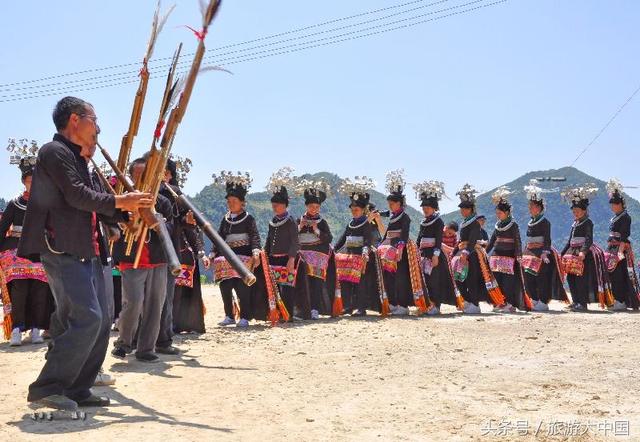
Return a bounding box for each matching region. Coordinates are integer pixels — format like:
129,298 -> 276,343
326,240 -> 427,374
1,285 -> 638,441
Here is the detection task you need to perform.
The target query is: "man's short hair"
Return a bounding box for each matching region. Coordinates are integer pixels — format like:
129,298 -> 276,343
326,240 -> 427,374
52,96 -> 92,131
128,157 -> 147,176
446,221 -> 459,232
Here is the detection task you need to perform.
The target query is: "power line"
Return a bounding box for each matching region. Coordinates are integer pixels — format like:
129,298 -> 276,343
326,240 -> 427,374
569,82 -> 640,167
0,0 -> 506,103
0,0 -> 453,90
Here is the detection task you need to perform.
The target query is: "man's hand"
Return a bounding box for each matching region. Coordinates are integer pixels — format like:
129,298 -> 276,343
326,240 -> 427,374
431,255 -> 439,268
115,192 -> 153,212
287,257 -> 295,273
578,252 -> 586,261
202,255 -> 211,269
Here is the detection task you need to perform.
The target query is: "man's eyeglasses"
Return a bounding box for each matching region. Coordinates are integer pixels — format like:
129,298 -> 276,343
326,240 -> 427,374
78,114 -> 98,125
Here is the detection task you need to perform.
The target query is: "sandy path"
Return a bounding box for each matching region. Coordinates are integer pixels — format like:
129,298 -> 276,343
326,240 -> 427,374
1,286 -> 638,441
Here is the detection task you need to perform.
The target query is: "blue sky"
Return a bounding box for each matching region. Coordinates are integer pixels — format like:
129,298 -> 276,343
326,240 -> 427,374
1,0 -> 638,213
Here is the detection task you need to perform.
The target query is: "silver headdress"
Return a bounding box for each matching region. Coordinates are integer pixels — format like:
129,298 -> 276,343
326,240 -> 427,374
606,178 -> 625,204
413,180 -> 445,201
171,155 -> 193,188
294,177 -> 331,204
7,138 -> 39,176
212,170 -> 253,189
491,186 -> 512,207
456,183 -> 478,205
385,169 -> 406,195
524,179 -> 544,203
561,184 -> 598,207
266,166 -> 295,194
338,176 -> 375,196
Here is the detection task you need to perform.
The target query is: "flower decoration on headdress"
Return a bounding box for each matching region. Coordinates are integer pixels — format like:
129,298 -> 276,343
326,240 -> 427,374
385,169 -> 406,195
561,184 -> 599,206
456,183 -> 478,204
413,180 -> 445,201
266,166 -> 295,194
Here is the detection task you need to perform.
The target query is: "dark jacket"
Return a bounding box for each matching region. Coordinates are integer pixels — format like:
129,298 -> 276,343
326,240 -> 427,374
334,217 -> 372,255
213,211 -> 261,258
416,215 -> 444,259
0,196 -> 28,252
297,215 -> 332,254
453,216 -> 482,255
487,218 -> 522,258
381,211 -> 410,247
608,211 -> 631,245
114,194 -> 173,265
265,215 -> 299,258
525,215 -> 552,257
18,134 -> 125,261
561,216 -> 593,256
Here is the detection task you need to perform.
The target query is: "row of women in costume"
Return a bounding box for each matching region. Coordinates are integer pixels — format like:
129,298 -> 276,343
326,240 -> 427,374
210,168 -> 640,327
0,143 -> 54,346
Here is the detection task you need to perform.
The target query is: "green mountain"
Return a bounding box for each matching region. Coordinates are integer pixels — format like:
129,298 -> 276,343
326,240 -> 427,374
190,172 -> 423,246
442,167 -> 640,256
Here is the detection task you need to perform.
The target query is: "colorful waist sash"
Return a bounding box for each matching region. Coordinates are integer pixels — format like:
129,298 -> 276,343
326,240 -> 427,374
0,248 -> 47,284
603,251 -> 622,273
376,245 -> 398,273
489,255 -> 515,274
335,253 -> 365,284
213,255 -> 251,282
569,237 -> 586,248
225,233 -> 250,249
299,233 -> 321,246
299,250 -> 330,280
562,254 -> 584,276
420,256 -> 433,275
175,264 -> 195,288
521,254 -> 543,276
345,235 -> 364,249
419,237 -> 436,249
270,265 -> 296,287
451,253 -> 468,282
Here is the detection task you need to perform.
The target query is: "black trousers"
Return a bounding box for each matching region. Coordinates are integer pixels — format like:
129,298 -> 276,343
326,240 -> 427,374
308,277 -> 324,311
610,259 -> 636,306
220,277 -> 252,320
383,257 -> 411,307
8,279 -> 52,330
567,274 -> 589,306
455,253 -> 484,306
112,274 -> 122,321
278,284 -> 295,319
341,277 -> 368,313
28,253 -> 111,403
495,272 -> 518,307
524,262 -> 551,303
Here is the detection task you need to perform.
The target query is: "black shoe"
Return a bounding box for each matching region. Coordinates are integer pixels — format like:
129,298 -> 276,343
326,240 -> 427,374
111,347 -> 127,359
31,394 -> 78,411
76,394 -> 110,407
135,352 -> 159,363
155,345 -> 180,355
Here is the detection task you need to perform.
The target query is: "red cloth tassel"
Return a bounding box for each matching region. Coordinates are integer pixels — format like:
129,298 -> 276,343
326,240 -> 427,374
381,297 -> 390,317
487,287 -> 506,307
183,25 -> 207,42
332,291 -> 343,317
415,295 -> 428,314
277,298 -> 290,322
523,292 -> 534,310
